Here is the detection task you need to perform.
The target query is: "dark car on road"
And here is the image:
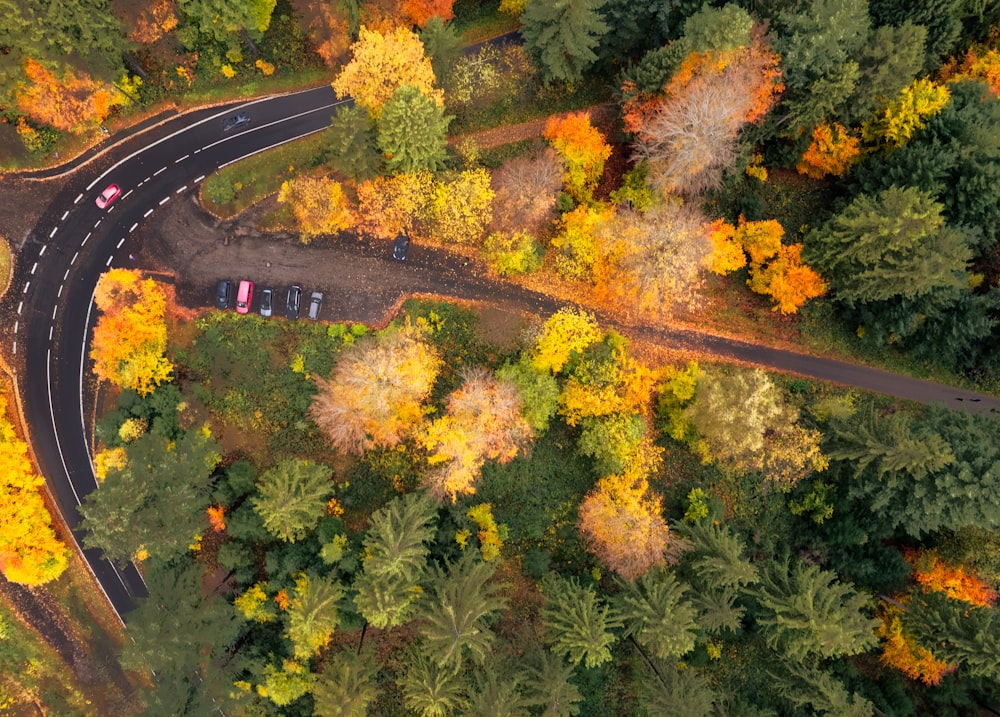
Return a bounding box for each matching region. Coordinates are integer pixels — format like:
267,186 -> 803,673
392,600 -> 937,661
215,280 -> 232,309
393,233 -> 410,261
222,111 -> 252,132
308,291 -> 323,321
260,288 -> 273,317
286,285 -> 301,320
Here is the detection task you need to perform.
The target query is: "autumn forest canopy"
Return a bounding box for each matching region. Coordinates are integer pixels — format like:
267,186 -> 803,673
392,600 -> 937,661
6,0 -> 1000,715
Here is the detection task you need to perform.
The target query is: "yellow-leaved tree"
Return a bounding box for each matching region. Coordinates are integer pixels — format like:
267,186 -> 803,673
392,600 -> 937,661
90,269 -> 173,396
332,25 -> 443,119
421,368 -> 532,502
277,175 -> 354,243
861,78 -> 951,148
531,307 -> 604,374
0,394 -> 68,585
356,172 -> 433,240
311,323 -> 442,454
425,169 -> 494,245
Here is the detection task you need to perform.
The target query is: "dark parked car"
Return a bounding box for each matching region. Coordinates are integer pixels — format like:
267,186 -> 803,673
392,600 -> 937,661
308,292 -> 323,321
215,280 -> 232,309
286,285 -> 301,320
393,233 -> 410,261
260,288 -> 273,317
222,111 -> 252,132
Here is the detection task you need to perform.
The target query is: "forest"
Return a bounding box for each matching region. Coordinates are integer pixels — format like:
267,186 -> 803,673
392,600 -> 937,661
2,0 -> 1000,715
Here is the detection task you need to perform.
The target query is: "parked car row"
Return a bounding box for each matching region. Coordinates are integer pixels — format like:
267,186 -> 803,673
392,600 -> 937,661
215,280 -> 322,321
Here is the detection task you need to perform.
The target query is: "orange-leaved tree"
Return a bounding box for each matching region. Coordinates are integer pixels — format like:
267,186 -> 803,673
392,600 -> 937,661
421,367 -> 532,502
90,269 -> 173,396
797,120 -> 862,179
16,58 -> 124,134
909,550 -> 998,608
355,171 -> 433,240
544,112 -> 612,203
288,0 -> 352,66
746,243 -> 828,314
277,175 -> 355,243
578,467 -> 671,581
311,323 -> 442,454
0,394 -> 68,585
401,0 -> 455,27
628,40 -> 783,196
939,40 -> 1000,98
877,604 -> 954,686
120,0 -> 180,44
332,25 -> 442,119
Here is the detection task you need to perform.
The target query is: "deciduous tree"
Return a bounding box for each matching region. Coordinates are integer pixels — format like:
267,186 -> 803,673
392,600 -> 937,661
797,120 -> 862,179
311,323 -> 441,454
277,175 -> 354,243
355,171 -> 433,240
489,149 -> 562,234
288,0 -> 351,66
91,269 -> 173,396
578,472 -> 671,580
543,112 -> 612,203
421,368 -> 532,502
16,58 -> 123,134
401,0 -> 454,27
176,0 -> 276,48
333,25 -> 442,119
630,41 -> 783,196
424,169 -> 493,244
861,79 -> 951,148
377,85 -> 452,173
531,307 -> 603,374
0,395 -> 67,585
252,459 -> 333,543
747,243 -> 828,314
520,0 -> 609,84
940,41 -> 1000,98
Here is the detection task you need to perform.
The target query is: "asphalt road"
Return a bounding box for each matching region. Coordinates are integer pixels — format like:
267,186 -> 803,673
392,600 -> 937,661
6,82 -> 1000,623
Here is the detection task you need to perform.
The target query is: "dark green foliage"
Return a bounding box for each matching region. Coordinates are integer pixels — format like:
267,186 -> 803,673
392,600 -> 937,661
521,649 -> 583,717
847,22 -> 927,124
935,526 -> 1000,589
95,383 -> 184,448
771,660 -> 875,717
621,43 -> 688,95
323,105 -> 381,180
121,560 -> 239,676
521,0 -> 610,84
637,658 -> 717,717
496,355 -> 560,433
377,85 -> 452,174
852,80 -> 1000,255
595,0 -> 669,67
828,404 -> 1000,536
773,0 -> 869,128
906,591 -> 1000,682
418,16 -> 463,83
753,558 -> 878,661
80,428 -> 220,566
869,0 -> 964,68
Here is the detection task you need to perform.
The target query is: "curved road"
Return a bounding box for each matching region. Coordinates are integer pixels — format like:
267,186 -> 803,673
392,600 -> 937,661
6,85 -> 1000,622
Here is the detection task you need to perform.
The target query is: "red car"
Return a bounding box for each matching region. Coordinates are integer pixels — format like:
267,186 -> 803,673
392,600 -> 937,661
96,184 -> 121,209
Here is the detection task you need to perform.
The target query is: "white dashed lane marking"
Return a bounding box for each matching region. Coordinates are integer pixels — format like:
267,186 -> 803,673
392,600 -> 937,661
144,209 -> 154,218
49,227 -> 57,238
61,211 -> 69,221
176,185 -> 187,194
159,197 -> 169,206
153,167 -> 166,176
74,193 -> 83,204
117,237 -> 126,248
30,262 -> 37,274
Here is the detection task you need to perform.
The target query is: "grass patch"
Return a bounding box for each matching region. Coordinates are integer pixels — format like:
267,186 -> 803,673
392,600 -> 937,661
200,131 -> 329,219
0,235 -> 11,297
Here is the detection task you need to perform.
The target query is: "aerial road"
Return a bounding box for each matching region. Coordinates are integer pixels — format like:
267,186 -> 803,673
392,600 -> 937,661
5,82 -> 1000,624
6,84 -> 346,619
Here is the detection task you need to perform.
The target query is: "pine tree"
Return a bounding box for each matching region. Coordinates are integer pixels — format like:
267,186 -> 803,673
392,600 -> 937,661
771,661 -> 875,717
637,658 -> 717,717
677,520 -> 758,591
905,591 -> 1000,682
285,572 -> 343,659
520,0 -> 609,84
540,573 -> 623,668
312,649 -> 378,717
325,104 -> 381,180
399,647 -> 468,717
418,550 -> 507,669
352,491 -> 437,628
377,85 -> 452,174
616,567 -> 698,660
464,662 -> 528,717
520,650 -> 583,717
754,559 -> 878,661
252,459 -> 333,543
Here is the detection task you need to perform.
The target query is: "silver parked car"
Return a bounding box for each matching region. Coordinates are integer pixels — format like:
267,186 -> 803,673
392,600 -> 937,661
307,291 -> 323,321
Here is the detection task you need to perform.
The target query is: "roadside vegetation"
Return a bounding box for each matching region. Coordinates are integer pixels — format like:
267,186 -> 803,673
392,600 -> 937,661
0,235 -> 11,298
4,0 -> 1000,714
